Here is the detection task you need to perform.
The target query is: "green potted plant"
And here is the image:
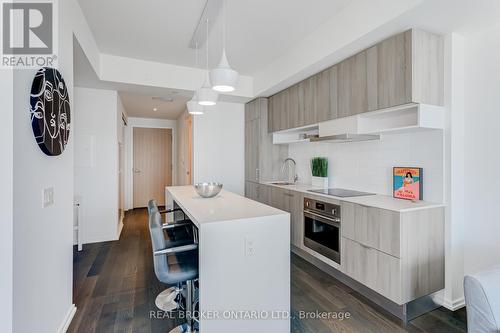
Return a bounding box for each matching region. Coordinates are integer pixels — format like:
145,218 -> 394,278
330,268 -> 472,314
311,157 -> 329,188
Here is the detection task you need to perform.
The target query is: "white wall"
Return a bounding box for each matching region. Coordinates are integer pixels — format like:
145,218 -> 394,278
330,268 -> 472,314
193,102 -> 245,195
124,117 -> 177,210
288,130 -> 444,202
74,87 -> 120,244
0,68 -> 13,333
10,0 -> 99,331
463,25 -> 500,276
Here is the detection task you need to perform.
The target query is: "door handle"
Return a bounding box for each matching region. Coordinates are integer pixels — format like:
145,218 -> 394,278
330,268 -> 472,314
133,168 -> 141,173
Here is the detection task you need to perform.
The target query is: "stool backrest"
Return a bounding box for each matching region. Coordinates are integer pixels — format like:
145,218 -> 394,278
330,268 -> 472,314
149,211 -> 169,278
147,199 -> 159,216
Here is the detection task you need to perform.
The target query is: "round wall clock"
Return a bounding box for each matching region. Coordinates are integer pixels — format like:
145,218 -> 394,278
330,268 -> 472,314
29,67 -> 71,156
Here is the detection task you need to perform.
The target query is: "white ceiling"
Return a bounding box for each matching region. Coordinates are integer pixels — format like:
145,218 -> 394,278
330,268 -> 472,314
76,0 -> 350,75
118,92 -> 190,120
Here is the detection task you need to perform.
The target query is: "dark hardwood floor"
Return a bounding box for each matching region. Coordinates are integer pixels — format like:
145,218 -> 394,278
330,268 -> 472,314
68,208 -> 467,333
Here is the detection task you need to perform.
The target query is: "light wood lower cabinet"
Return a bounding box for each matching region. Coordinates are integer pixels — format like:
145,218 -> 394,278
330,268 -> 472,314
342,237 -> 402,303
341,201 -> 444,304
244,184 -> 445,305
342,202 -> 400,257
289,190 -> 304,248
258,185 -> 303,248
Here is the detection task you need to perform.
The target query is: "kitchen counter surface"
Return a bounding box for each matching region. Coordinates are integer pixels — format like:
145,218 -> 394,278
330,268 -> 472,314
165,185 -> 291,332
166,185 -> 288,227
262,182 -> 444,212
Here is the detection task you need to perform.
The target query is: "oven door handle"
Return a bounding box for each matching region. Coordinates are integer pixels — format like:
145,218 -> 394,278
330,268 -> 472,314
304,211 -> 340,228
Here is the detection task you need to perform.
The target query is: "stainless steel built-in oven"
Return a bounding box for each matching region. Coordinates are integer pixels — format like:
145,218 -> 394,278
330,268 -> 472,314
303,197 -> 341,264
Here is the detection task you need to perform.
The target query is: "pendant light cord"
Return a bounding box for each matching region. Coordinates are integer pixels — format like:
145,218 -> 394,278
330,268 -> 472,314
222,0 -> 226,51
195,42 -> 199,68
206,18 -> 209,72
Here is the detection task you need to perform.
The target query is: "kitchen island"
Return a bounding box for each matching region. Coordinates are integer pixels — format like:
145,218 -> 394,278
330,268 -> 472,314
166,185 -> 290,333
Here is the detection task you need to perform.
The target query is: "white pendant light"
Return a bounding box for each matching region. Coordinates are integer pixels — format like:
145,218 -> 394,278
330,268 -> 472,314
187,43 -> 205,114
210,0 -> 238,92
198,18 -> 218,106
187,92 -> 204,115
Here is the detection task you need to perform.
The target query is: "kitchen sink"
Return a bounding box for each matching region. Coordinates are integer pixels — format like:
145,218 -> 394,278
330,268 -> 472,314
268,181 -> 296,186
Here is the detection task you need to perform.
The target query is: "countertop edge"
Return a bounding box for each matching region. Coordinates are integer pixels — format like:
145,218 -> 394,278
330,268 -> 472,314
259,182 -> 445,213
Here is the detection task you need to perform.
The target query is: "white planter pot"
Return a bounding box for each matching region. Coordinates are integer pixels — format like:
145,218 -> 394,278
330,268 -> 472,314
311,176 -> 329,188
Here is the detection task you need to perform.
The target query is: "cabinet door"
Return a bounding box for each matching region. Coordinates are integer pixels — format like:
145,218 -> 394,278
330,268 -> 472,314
338,51 -> 368,116
366,45 -> 378,111
315,69 -> 331,123
258,183 -> 270,205
289,191 -> 304,248
299,76 -> 317,126
342,237 -> 402,304
267,95 -> 276,133
244,181 -> 258,201
244,119 -> 260,182
278,89 -> 289,131
328,65 -> 339,121
287,84 -> 300,129
245,100 -> 259,122
269,186 -> 286,211
342,202 -> 401,258
376,31 -> 412,109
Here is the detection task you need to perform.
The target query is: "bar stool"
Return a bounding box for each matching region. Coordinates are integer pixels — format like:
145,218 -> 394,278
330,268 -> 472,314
147,200 -> 194,312
147,200 -> 193,242
149,211 -> 199,333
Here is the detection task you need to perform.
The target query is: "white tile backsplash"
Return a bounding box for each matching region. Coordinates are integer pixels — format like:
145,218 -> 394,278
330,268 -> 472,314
288,130 -> 444,202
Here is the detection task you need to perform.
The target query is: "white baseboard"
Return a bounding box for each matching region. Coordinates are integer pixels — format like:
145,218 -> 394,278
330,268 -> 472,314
58,304 -> 76,333
437,294 -> 465,311
117,220 -> 124,240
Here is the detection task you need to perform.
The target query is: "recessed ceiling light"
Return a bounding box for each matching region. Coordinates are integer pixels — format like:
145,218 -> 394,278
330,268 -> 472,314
153,108 -> 158,112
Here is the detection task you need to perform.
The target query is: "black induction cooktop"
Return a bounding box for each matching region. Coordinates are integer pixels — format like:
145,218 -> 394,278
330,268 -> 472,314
307,188 -> 375,197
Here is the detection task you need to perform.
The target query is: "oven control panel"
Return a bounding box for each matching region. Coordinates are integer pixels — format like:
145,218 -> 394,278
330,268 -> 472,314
304,197 -> 341,219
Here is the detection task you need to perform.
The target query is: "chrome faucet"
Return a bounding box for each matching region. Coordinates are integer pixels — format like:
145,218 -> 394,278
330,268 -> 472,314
280,158 -> 299,183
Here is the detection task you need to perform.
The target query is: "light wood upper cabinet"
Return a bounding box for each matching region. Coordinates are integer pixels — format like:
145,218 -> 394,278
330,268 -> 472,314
328,65 -> 339,121
268,90 -> 289,132
338,50 -> 368,117
299,76 -> 317,126
287,84 -> 301,129
315,69 -> 331,123
246,98 -> 287,183
375,29 -> 444,109
266,29 -> 443,132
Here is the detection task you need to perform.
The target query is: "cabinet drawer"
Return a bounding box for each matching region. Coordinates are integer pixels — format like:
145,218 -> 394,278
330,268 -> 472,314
342,237 -> 402,304
341,202 -> 401,257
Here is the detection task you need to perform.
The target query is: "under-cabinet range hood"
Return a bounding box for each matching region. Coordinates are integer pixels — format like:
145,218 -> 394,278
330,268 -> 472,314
309,133 -> 380,143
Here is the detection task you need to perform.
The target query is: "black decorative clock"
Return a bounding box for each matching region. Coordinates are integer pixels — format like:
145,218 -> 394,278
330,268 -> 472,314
29,67 -> 71,156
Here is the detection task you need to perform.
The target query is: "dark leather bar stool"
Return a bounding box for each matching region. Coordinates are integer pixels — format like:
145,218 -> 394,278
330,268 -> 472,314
149,211 -> 199,333
147,200 -> 194,312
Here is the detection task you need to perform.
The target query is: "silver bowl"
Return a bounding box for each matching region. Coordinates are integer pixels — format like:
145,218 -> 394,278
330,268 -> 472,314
194,182 -> 223,198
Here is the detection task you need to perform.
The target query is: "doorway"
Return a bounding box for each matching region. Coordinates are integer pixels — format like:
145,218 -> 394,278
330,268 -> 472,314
133,127 -> 172,207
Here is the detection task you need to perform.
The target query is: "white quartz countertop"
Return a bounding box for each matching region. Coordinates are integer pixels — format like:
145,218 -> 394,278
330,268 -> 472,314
263,182 -> 444,212
166,185 -> 288,227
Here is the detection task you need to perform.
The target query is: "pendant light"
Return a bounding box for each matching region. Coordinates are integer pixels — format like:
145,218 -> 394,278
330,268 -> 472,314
197,18 -> 218,106
187,43 -> 205,115
210,0 -> 238,92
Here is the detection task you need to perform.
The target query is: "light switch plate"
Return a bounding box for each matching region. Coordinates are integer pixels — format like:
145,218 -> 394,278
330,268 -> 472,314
43,187 -> 54,208
245,237 -> 255,257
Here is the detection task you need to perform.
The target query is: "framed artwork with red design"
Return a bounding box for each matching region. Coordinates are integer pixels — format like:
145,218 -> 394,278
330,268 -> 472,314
393,167 -> 423,201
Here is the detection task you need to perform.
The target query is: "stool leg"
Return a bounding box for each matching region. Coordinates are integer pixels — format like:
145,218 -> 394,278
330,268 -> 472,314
168,280 -> 195,333
186,279 -> 194,332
